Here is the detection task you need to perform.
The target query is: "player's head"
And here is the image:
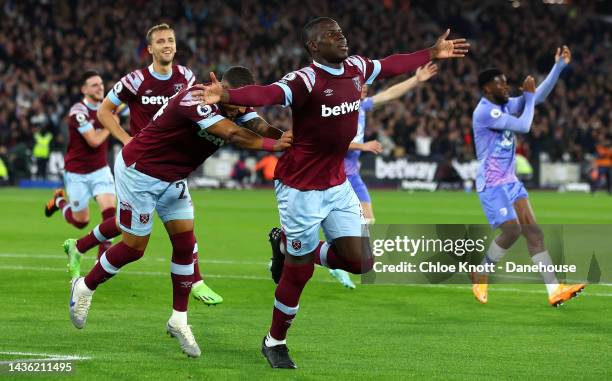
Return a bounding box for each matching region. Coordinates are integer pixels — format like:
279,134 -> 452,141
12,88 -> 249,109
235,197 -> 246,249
479,68 -> 509,104
80,70 -> 104,103
301,17 -> 348,63
220,66 -> 255,119
146,23 -> 176,66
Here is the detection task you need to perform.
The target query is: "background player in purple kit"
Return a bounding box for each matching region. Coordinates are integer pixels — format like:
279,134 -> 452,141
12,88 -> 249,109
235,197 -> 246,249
62,24 -> 223,305
44,71 -> 116,256
331,61 -> 438,289
68,67 -> 292,357
471,46 -> 585,307
202,17 -> 469,368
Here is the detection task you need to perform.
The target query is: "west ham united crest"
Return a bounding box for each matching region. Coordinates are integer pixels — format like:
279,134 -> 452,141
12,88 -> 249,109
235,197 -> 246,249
352,76 -> 362,92
174,83 -> 184,93
291,239 -> 302,251
139,213 -> 150,224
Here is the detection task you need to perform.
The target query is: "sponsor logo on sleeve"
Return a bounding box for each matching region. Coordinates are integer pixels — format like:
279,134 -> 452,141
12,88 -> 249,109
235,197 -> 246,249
113,81 -> 123,93
75,113 -> 88,126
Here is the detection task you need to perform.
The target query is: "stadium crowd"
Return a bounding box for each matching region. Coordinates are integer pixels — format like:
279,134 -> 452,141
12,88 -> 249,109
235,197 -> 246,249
0,0 -> 611,186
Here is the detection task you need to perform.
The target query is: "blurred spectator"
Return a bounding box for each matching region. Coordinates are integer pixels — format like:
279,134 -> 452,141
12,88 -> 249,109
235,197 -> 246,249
32,125 -> 53,180
255,153 -> 278,184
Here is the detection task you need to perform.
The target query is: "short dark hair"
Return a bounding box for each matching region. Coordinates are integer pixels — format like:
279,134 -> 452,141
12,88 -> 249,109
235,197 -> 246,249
478,68 -> 503,89
301,17 -> 337,55
221,66 -> 255,88
146,23 -> 174,44
80,70 -> 100,86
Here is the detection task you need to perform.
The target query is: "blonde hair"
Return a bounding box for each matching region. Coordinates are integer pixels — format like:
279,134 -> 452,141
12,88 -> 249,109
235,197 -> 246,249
146,23 -> 174,44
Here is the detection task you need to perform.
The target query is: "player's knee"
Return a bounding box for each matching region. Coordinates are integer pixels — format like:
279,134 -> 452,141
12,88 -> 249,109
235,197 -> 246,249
73,220 -> 89,229
284,262 -> 314,285
500,223 -> 522,243
522,225 -> 544,245
170,230 -> 196,259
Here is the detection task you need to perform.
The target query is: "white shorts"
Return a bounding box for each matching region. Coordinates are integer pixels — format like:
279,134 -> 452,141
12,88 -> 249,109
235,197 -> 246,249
64,166 -> 115,212
275,179 -> 366,256
114,151 -> 194,236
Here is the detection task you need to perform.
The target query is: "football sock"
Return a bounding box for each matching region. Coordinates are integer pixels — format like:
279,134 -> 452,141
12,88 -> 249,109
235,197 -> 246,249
314,241 -> 373,274
58,198 -> 88,229
478,240 -> 507,275
170,231 -> 195,312
76,207 -> 119,255
531,250 -> 560,295
84,242 -> 144,290
169,309 -> 188,327
269,261 -> 314,342
265,332 -> 286,347
192,242 -> 203,283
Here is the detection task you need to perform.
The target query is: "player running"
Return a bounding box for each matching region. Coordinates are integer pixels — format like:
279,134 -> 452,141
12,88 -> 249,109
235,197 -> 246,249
471,46 -> 585,307
67,67 -> 292,358
44,71 -> 116,257
63,24 -> 223,305
330,61 -> 438,289
202,17 -> 469,368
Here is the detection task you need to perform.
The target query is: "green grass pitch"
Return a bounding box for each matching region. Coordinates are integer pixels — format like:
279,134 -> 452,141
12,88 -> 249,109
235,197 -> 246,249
0,188 -> 610,380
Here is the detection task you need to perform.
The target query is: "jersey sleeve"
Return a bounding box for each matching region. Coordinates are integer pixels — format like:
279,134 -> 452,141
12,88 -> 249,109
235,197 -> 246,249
346,55 -> 381,85
69,105 -> 95,134
234,107 -> 260,125
177,65 -> 196,87
177,91 -> 226,130
505,96 -> 525,115
106,70 -> 144,106
273,68 -> 313,108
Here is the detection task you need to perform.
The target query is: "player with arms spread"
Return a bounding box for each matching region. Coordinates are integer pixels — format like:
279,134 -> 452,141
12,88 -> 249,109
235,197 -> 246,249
67,67 -> 292,358
44,71 -> 116,254
63,24 -> 223,305
202,17 -> 469,368
471,46 -> 585,307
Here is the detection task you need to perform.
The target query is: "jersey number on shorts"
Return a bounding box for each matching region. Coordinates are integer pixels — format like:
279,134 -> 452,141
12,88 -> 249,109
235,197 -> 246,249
175,181 -> 186,199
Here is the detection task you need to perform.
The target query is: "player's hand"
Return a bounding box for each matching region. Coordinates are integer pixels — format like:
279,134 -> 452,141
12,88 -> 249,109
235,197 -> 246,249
191,84 -> 207,103
273,130 -> 293,151
202,72 -> 226,105
416,62 -> 438,82
522,76 -> 536,93
555,45 -> 571,64
430,29 -> 470,59
363,140 -> 383,154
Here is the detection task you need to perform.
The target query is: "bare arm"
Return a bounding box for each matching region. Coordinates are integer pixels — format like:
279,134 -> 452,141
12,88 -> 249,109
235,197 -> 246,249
370,62 -> 438,106
242,117 -> 284,139
206,119 -> 292,151
98,97 -> 131,145
81,127 -> 110,148
349,141 -> 382,154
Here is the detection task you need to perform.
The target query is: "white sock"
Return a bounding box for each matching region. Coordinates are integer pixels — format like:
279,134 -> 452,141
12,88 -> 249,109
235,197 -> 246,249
55,197 -> 65,209
478,240 -> 507,274
192,280 -> 203,288
265,332 -> 286,347
531,251 -> 560,295
279,239 -> 287,255
77,278 -> 94,295
169,309 -> 188,327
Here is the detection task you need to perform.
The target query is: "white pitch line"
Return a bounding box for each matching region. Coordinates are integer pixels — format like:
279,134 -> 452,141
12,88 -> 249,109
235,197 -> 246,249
0,351 -> 91,361
0,253 -> 268,266
1,264 -> 611,297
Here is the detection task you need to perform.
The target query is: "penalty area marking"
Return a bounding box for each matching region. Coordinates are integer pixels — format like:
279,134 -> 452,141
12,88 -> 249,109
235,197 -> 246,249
0,351 -> 91,364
